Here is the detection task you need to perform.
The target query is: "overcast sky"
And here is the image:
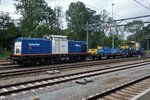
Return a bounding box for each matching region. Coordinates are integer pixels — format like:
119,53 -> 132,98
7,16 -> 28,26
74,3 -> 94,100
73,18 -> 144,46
0,0 -> 150,20
0,0 -> 150,39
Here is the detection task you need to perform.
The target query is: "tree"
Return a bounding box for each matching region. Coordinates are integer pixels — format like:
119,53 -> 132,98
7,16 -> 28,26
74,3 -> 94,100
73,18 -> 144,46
138,24 -> 150,48
99,9 -> 112,46
14,0 -> 59,37
66,1 -> 108,48
0,13 -> 20,50
54,6 -> 63,30
124,20 -> 144,42
66,1 -> 96,41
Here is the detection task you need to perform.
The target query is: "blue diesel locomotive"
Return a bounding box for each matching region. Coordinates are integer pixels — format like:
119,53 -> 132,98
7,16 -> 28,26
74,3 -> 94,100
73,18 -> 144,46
11,35 -> 87,64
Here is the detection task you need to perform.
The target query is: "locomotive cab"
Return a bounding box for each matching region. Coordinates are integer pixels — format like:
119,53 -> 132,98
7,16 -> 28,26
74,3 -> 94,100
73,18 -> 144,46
14,42 -> 22,55
44,35 -> 68,54
121,41 -> 145,57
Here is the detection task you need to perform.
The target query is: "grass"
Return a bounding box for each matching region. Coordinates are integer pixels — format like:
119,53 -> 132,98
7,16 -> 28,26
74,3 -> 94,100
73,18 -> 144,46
145,50 -> 150,53
0,51 -> 11,59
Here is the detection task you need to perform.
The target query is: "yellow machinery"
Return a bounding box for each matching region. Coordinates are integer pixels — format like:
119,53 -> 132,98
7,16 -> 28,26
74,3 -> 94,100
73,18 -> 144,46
127,41 -> 139,49
88,48 -> 97,54
88,46 -> 102,55
121,41 -> 139,50
120,45 -> 128,49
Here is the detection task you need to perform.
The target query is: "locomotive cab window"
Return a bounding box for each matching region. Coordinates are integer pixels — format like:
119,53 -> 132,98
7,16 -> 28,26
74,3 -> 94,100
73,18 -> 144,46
16,49 -> 20,53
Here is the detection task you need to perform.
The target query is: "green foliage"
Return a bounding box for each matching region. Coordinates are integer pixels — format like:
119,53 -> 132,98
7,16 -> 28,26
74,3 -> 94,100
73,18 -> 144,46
139,24 -> 150,48
125,20 -> 144,42
105,33 -> 125,48
125,20 -> 147,48
88,31 -> 104,48
0,13 -> 20,50
14,0 -> 61,37
146,50 -> 150,54
66,1 -> 96,41
0,50 -> 11,58
65,1 -> 121,48
124,20 -> 144,33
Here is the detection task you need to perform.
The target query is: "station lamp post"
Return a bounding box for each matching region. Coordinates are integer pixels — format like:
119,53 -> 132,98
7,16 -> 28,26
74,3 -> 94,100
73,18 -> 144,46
112,3 -> 115,49
86,22 -> 89,51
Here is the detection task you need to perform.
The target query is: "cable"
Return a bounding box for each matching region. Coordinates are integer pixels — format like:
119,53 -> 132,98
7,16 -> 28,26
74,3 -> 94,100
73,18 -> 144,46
0,11 -> 20,15
114,14 -> 150,21
133,0 -> 150,11
0,0 -> 2,5
84,3 -> 126,19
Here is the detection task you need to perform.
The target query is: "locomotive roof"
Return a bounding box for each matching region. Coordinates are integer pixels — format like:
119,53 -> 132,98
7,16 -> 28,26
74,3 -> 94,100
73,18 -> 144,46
16,37 -> 49,41
50,35 -> 67,38
68,40 -> 86,43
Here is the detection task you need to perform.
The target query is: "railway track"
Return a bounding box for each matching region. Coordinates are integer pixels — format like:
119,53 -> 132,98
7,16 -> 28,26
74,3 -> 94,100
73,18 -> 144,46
0,57 -> 150,79
0,58 -> 9,62
0,65 -> 22,70
0,61 -> 149,98
0,56 -> 149,71
84,74 -> 150,100
0,56 -> 148,69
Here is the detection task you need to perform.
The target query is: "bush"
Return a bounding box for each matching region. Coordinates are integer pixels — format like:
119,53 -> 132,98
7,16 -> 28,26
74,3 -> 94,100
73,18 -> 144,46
0,51 -> 11,58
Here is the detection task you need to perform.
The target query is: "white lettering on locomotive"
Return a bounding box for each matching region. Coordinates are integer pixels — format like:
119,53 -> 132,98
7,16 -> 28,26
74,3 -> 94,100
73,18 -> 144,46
29,43 -> 40,46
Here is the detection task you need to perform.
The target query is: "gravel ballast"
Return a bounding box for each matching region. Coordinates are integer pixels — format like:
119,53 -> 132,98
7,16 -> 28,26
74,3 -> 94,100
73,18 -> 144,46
4,62 -> 150,100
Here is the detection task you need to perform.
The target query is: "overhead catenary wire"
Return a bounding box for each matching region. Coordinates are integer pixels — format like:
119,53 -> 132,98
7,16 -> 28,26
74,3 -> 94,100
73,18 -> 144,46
86,14 -> 150,26
133,0 -> 150,11
114,14 -> 150,22
0,11 -> 20,15
0,0 -> 2,5
85,15 -> 150,31
84,2 -> 127,20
